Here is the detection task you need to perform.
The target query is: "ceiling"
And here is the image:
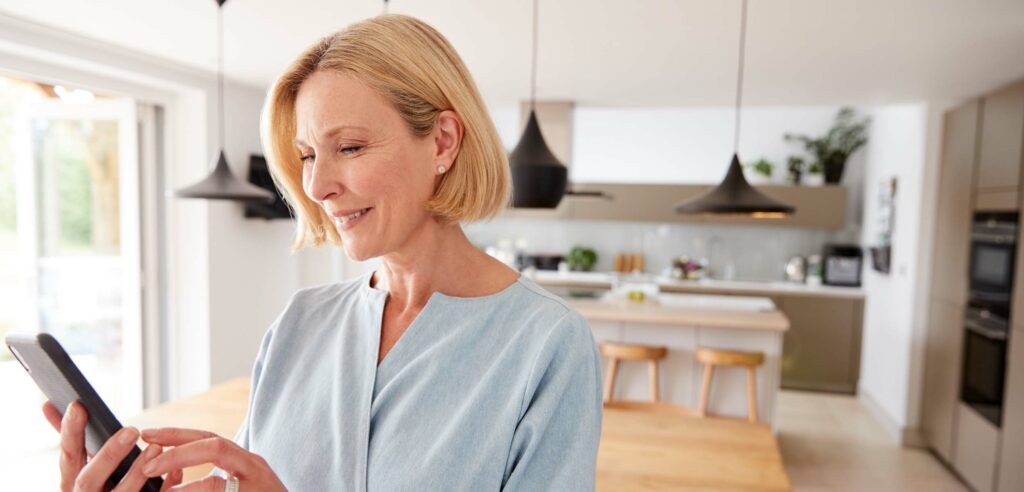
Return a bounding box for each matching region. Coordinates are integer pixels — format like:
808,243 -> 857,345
1,0 -> 1023,107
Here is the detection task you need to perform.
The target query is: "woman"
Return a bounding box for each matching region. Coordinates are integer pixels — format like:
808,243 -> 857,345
43,14 -> 603,491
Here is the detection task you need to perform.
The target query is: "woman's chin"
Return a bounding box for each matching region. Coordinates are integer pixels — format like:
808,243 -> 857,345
341,241 -> 379,262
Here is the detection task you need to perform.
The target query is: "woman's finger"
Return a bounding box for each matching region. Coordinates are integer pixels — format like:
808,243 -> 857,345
163,474 -> 225,492
112,443 -> 162,492
158,468 -> 183,492
141,427 -> 219,447
142,437 -> 251,479
42,400 -> 62,433
74,426 -> 139,492
58,402 -> 87,492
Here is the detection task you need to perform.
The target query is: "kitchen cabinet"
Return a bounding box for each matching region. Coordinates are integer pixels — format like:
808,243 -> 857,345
954,402 -> 1001,492
921,101 -> 979,464
999,323 -> 1024,491
503,182 -> 849,228
922,300 -> 965,463
976,82 -> 1024,191
975,189 -> 1020,212
775,296 -> 863,394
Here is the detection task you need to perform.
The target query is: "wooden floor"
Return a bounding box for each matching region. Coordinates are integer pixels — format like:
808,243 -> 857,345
776,390 -> 967,491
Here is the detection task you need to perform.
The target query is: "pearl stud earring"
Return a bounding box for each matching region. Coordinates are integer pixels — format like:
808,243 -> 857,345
437,165 -> 446,174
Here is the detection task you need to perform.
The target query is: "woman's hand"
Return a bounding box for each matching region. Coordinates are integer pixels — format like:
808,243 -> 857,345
140,428 -> 286,491
42,401 -> 184,492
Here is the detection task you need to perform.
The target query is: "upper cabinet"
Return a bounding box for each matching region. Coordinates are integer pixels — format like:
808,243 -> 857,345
932,101 -> 980,303
976,82 -> 1024,191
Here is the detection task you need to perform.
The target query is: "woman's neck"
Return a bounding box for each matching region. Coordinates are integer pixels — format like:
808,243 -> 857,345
373,221 -> 515,312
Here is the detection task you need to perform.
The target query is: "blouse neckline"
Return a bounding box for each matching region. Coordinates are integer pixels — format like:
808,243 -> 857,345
361,270 -> 525,304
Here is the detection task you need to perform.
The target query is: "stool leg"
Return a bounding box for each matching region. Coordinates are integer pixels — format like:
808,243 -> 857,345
746,366 -> 758,422
699,363 -> 714,417
604,358 -> 620,403
649,360 -> 659,402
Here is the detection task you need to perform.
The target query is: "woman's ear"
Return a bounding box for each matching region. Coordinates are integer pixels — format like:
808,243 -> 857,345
433,110 -> 464,171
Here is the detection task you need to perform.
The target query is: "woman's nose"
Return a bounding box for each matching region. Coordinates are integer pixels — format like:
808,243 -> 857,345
303,158 -> 344,203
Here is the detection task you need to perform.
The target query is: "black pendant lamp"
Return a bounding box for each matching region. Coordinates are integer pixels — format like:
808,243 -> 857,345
509,0 -> 569,209
673,0 -> 794,217
175,0 -> 274,202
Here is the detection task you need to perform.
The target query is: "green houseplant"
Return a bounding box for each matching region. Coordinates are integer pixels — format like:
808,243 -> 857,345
785,107 -> 870,184
744,158 -> 774,183
566,246 -> 597,272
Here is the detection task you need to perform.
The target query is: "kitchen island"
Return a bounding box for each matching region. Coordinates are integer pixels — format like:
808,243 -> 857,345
535,270 -> 865,394
558,289 -> 790,427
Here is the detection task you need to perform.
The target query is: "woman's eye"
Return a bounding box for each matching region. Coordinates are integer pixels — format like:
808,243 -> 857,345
340,146 -> 363,155
301,154 -> 315,165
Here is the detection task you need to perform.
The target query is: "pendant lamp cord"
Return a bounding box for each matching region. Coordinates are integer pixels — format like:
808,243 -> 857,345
383,0 -> 389,14
217,2 -> 226,151
530,0 -> 539,111
732,0 -> 748,153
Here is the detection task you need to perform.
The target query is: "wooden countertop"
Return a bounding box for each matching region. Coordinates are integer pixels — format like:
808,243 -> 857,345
130,379 -> 791,490
566,295 -> 790,332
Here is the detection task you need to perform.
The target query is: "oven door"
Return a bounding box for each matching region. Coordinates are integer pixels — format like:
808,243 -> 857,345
960,317 -> 1009,427
969,239 -> 1016,303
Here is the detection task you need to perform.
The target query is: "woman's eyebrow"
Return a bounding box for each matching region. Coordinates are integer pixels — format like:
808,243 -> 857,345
294,124 -> 370,147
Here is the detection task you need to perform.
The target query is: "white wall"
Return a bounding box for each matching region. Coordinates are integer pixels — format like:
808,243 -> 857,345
857,102 -> 949,444
570,106 -> 847,184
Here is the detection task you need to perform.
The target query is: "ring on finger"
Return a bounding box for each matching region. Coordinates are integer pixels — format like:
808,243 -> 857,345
224,475 -> 240,492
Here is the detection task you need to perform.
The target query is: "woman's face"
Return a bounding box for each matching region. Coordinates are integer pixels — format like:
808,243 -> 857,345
294,71 -> 447,261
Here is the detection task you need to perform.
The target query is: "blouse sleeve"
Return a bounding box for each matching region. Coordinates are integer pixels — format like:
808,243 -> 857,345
501,311 -> 604,491
229,324 -> 275,450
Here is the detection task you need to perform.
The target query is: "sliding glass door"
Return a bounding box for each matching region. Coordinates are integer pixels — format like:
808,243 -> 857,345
0,75 -> 143,483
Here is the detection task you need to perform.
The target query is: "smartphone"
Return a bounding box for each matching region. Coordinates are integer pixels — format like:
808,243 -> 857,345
5,332 -> 163,492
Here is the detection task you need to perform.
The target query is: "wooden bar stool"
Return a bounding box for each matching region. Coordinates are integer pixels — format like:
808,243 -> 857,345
696,347 -> 765,422
599,342 -> 668,402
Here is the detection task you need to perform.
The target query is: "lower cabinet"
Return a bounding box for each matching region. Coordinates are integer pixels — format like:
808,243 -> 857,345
998,322 -> 1024,492
954,402 -> 1001,492
777,296 -> 864,393
921,299 -> 965,463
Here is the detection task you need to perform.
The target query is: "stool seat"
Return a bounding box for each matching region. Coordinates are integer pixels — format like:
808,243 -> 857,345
696,347 -> 766,422
600,342 -> 667,361
696,347 -> 764,367
599,341 -> 668,403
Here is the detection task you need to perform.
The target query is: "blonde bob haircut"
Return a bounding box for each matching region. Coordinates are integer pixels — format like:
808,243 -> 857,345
262,14 -> 510,251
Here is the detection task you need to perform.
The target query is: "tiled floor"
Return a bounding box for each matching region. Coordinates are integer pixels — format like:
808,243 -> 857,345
776,390 -> 967,491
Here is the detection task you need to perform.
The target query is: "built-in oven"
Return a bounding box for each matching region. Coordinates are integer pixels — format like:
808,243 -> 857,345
960,211 -> 1017,427
968,212 -> 1018,307
961,307 -> 1009,426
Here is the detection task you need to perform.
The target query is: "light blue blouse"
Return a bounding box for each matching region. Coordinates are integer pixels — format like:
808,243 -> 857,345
221,271 -> 603,491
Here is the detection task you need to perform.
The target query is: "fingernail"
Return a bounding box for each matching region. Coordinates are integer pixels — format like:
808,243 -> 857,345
143,460 -> 157,476
143,444 -> 161,458
119,426 -> 139,445
65,402 -> 76,419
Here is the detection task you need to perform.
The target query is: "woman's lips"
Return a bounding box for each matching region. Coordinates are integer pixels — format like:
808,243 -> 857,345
334,207 -> 372,231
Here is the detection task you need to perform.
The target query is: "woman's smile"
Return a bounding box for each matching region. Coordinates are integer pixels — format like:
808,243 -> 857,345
333,207 -> 373,231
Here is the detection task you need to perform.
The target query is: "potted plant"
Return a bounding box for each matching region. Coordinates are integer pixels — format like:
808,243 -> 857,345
804,161 -> 825,186
566,246 -> 597,272
786,156 -> 804,185
744,158 -> 774,183
784,107 -> 870,184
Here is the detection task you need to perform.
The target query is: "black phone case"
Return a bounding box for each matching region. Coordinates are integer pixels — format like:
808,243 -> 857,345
6,332 -> 163,492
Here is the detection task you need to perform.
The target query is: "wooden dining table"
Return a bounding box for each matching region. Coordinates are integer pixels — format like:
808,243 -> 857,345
129,378 -> 790,491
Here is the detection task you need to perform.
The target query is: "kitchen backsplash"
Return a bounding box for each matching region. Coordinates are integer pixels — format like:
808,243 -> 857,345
464,217 -> 860,282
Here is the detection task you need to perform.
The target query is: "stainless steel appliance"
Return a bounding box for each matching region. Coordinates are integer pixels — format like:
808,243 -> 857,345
960,211 -> 1017,427
823,244 -> 862,287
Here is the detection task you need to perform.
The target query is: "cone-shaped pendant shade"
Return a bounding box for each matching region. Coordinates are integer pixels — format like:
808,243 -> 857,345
174,150 -> 274,201
673,154 -> 794,217
510,110 -> 567,208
